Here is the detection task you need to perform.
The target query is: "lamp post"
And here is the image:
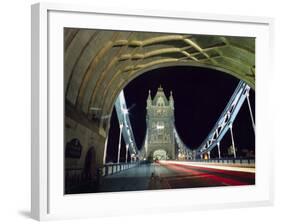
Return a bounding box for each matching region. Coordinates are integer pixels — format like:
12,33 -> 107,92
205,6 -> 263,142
229,124 -> 236,158
217,142 -> 221,159
145,131 -> 148,159
246,91 -> 255,135
117,123 -> 123,164
125,144 -> 129,163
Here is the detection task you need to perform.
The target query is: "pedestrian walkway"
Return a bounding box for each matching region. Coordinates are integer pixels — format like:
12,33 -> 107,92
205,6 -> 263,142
99,163 -> 157,192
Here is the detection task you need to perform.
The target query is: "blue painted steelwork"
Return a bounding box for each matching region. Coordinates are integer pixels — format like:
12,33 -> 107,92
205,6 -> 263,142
174,128 -> 193,159
115,81 -> 251,161
115,90 -> 138,156
195,81 -> 251,158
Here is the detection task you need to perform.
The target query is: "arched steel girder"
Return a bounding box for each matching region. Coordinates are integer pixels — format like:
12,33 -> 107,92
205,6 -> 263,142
114,90 -> 138,156
195,81 -> 251,158
113,80 -> 252,161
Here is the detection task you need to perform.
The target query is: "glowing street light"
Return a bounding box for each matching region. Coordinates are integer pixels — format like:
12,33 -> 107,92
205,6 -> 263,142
121,107 -> 129,114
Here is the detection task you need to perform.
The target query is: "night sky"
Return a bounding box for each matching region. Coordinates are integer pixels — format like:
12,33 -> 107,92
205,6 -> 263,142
106,66 -> 255,162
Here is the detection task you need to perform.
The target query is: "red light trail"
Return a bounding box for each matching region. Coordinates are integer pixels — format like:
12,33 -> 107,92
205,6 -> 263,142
157,161 -> 255,187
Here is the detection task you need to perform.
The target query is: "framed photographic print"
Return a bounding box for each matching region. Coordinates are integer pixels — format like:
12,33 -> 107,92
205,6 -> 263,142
31,2 -> 274,221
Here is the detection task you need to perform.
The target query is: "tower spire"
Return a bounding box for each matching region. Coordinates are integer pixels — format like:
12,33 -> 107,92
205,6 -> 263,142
148,89 -> 152,100
147,89 -> 152,107
169,91 -> 174,108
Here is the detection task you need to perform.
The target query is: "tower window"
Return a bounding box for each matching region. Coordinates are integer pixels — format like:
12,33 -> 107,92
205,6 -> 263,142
157,97 -> 165,106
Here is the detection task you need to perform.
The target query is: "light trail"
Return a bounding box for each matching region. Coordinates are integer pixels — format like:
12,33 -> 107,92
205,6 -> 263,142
156,160 -> 255,187
158,160 -> 255,173
161,163 -> 247,185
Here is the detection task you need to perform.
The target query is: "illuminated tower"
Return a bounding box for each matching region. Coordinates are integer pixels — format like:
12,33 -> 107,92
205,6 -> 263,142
145,86 -> 175,160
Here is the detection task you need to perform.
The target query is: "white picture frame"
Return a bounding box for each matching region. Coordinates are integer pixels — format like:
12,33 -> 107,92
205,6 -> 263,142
31,2 -> 275,221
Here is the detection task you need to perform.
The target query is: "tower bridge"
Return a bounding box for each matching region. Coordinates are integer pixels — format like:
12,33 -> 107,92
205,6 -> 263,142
68,80 -> 254,194
65,80 -> 255,194
114,80 -> 253,163
64,29 -> 255,194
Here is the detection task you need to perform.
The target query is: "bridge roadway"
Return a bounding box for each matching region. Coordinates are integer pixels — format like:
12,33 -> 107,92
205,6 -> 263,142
98,161 -> 255,192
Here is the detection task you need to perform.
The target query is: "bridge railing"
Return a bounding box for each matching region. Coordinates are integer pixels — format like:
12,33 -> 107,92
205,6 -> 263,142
65,168 -> 83,190
99,161 -> 140,177
192,158 -> 255,165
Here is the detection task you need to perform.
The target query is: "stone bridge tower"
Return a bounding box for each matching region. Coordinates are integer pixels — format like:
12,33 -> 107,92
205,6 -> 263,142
145,86 -> 175,161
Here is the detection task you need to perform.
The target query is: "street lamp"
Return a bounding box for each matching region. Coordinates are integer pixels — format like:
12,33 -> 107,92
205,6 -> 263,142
217,142 -> 221,159
229,123 -> 236,158
125,144 -> 129,163
117,123 -> 123,164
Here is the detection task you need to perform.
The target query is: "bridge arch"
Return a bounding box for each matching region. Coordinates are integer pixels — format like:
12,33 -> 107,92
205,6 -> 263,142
152,149 -> 169,161
105,61 -> 254,126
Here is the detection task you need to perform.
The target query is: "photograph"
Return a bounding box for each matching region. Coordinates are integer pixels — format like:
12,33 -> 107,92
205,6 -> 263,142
64,28 -> 255,194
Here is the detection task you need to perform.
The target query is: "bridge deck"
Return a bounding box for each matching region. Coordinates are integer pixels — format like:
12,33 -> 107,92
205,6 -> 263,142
97,161 -> 255,193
